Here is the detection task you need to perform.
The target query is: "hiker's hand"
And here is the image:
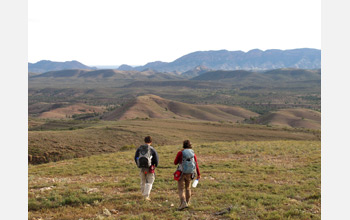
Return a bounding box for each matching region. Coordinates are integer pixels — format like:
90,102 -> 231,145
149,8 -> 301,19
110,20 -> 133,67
197,175 -> 201,180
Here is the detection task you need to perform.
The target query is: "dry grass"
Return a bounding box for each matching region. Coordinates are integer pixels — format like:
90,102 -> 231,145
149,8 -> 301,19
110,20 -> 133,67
28,140 -> 321,220
28,119 -> 320,164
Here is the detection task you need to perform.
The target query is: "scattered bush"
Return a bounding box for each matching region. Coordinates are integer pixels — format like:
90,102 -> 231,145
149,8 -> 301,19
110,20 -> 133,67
120,144 -> 136,151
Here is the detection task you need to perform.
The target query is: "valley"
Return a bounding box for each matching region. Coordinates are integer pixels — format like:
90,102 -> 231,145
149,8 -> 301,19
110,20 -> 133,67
28,51 -> 321,219
28,66 -> 321,165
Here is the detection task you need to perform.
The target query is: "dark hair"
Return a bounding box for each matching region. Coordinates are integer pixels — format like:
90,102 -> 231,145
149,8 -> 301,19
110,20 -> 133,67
183,140 -> 192,149
144,136 -> 152,144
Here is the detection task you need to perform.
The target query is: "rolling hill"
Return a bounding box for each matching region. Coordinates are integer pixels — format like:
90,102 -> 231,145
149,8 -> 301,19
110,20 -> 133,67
38,103 -> 105,119
29,102 -> 68,116
29,68 -> 321,88
191,68 -> 321,84
28,60 -> 96,73
255,108 -> 321,129
262,68 -> 321,81
30,69 -> 183,80
117,64 -> 135,71
122,80 -> 228,89
102,94 -> 259,122
191,70 -> 268,82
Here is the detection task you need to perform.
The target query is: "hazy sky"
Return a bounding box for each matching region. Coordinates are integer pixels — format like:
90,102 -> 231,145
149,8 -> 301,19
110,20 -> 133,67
28,0 -> 321,66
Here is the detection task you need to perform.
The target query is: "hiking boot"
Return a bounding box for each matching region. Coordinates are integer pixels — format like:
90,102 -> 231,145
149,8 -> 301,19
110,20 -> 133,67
177,201 -> 188,210
145,196 -> 151,201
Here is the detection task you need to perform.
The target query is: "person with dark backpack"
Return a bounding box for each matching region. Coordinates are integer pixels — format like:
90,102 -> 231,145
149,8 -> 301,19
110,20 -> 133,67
134,136 -> 159,201
174,140 -> 201,210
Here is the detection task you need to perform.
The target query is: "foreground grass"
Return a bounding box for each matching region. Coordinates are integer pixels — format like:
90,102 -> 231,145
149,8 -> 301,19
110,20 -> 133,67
28,140 -> 320,220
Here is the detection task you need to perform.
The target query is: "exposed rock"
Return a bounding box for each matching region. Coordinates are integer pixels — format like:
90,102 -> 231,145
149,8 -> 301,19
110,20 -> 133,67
39,186 -> 54,192
103,208 -> 111,216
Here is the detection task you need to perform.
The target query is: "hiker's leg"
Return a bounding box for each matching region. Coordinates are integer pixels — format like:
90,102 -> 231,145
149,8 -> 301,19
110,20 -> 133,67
184,174 -> 192,204
140,169 -> 146,195
144,173 -> 155,197
146,172 -> 155,185
177,176 -> 186,204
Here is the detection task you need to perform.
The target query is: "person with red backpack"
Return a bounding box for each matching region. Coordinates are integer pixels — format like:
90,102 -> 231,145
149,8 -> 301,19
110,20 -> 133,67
174,140 -> 201,210
134,136 -> 159,201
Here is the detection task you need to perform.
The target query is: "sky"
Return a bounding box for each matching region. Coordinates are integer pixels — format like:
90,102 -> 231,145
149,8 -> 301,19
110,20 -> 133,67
28,0 -> 321,66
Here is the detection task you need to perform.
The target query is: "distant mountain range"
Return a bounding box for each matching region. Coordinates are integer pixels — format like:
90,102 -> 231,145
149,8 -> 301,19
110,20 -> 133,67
28,60 -> 96,73
126,48 -> 321,72
29,48 -> 321,74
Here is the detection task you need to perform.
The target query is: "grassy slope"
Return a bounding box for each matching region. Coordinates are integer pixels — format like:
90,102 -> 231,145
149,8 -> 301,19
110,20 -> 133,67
28,119 -> 320,164
29,140 -> 320,220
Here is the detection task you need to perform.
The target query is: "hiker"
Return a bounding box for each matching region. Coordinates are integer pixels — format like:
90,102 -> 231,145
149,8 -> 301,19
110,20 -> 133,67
174,140 -> 201,210
134,136 -> 159,201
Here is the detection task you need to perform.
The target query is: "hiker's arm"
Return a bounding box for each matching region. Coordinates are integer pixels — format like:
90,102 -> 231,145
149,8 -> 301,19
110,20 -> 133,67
194,154 -> 201,179
174,151 -> 182,165
152,149 -> 159,167
134,148 -> 140,165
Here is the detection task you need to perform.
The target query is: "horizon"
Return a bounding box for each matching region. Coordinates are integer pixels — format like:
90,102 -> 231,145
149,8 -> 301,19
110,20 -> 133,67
29,47 -> 321,67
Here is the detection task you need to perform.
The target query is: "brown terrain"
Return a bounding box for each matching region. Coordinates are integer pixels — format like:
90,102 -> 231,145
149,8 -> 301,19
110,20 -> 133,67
256,108 -> 321,129
38,103 -> 105,119
102,94 -> 259,122
28,95 -> 320,164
